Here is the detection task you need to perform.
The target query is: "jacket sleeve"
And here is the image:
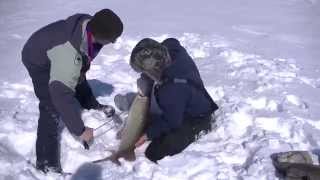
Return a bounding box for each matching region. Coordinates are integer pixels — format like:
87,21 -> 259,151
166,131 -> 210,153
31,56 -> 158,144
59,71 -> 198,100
47,41 -> 85,136
146,83 -> 189,139
49,81 -> 85,136
75,78 -> 100,110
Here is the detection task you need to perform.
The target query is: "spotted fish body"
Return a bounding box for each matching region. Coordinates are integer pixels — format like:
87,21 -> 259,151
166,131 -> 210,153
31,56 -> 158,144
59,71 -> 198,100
93,95 -> 149,165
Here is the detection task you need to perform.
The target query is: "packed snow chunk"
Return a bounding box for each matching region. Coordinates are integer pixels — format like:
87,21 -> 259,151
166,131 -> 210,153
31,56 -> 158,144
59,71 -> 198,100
255,117 -> 280,131
306,119 -> 320,130
246,162 -> 273,180
81,110 -> 107,127
132,159 -> 156,179
0,82 -> 33,99
207,86 -> 225,101
8,132 -> 36,156
286,94 -> 300,106
219,144 -> 248,165
226,110 -> 253,137
113,37 -> 137,51
0,90 -> 20,99
285,94 -> 308,109
63,151 -> 94,173
273,71 -> 297,79
219,50 -> 258,67
151,34 -> 170,42
229,67 -> 260,82
10,83 -> 33,92
179,33 -> 211,59
255,117 -> 290,138
109,71 -> 137,84
216,168 -> 238,180
61,131 -> 83,149
180,33 -> 201,44
189,170 -> 216,180
2,120 -> 16,131
266,100 -> 283,112
101,54 -> 122,64
158,153 -> 218,179
190,47 -> 209,59
246,97 -> 267,109
299,76 -> 319,88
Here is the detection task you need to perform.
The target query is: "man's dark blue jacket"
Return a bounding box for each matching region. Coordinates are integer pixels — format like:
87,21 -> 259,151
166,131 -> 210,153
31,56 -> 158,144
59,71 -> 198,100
146,38 -> 218,139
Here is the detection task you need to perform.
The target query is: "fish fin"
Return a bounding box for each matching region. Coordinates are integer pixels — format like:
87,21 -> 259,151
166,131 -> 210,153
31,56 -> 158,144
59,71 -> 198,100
109,155 -> 122,166
116,128 -> 124,140
92,156 -> 112,164
92,151 -> 121,166
121,149 -> 136,161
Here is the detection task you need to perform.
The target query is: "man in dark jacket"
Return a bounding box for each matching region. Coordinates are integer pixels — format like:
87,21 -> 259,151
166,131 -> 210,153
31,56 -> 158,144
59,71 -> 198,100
21,9 -> 123,173
118,38 -> 218,163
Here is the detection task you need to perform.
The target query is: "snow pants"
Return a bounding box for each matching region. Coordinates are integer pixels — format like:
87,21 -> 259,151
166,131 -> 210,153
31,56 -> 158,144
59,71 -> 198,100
145,115 -> 213,163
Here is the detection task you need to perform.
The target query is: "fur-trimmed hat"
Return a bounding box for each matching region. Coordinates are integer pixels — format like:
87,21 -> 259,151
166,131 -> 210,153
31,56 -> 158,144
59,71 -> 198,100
130,38 -> 171,73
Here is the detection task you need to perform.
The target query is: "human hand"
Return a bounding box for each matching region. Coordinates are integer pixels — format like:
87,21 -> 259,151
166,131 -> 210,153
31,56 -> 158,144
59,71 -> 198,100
135,134 -> 148,147
80,127 -> 94,143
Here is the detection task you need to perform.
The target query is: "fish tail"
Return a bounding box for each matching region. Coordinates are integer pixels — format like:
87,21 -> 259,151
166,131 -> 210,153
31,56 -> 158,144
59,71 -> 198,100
92,153 -> 121,166
120,149 -> 136,161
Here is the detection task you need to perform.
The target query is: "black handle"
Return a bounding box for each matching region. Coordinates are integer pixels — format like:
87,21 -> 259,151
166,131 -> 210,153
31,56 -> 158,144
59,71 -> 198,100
83,141 -> 89,150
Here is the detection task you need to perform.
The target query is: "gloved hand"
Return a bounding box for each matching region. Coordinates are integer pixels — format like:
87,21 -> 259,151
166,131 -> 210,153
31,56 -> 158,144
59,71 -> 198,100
137,73 -> 154,97
98,104 -> 115,117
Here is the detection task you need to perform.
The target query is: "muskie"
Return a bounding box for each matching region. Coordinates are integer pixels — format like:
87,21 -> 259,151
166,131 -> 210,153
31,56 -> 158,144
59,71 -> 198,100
93,94 -> 149,165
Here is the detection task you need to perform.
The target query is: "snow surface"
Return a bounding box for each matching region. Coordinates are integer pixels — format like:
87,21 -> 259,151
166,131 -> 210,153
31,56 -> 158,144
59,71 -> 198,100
0,0 -> 320,179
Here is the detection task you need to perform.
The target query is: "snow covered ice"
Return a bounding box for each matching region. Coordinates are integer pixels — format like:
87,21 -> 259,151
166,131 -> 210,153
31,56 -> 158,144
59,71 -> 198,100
0,0 -> 320,179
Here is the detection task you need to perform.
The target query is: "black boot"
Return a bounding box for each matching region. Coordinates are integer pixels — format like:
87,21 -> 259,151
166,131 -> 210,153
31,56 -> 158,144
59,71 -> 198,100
114,92 -> 136,111
36,160 -> 62,174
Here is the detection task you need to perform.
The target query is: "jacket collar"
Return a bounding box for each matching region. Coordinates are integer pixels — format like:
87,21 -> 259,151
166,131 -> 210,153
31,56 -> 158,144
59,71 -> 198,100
80,19 -> 90,56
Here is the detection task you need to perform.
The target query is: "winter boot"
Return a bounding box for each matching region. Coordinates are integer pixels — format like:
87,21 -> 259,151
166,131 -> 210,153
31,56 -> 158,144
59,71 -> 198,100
36,160 -> 62,174
114,92 -> 136,111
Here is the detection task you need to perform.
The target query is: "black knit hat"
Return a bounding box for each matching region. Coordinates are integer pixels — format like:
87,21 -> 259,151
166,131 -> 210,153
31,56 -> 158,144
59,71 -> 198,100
88,9 -> 123,41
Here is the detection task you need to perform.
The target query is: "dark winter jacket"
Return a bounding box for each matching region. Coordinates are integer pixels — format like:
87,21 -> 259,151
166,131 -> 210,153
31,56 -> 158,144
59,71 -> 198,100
146,38 -> 218,139
22,14 -> 102,136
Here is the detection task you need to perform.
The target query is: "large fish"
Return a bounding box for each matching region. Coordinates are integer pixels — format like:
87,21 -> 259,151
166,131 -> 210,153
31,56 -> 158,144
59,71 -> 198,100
93,94 -> 149,165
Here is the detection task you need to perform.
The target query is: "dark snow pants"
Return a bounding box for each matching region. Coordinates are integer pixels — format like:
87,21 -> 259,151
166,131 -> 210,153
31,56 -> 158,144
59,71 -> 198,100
22,59 -> 98,166
145,115 -> 213,163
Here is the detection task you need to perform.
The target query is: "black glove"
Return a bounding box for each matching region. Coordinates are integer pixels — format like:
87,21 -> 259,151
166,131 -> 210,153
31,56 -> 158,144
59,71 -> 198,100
98,104 -> 115,117
137,73 -> 154,97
